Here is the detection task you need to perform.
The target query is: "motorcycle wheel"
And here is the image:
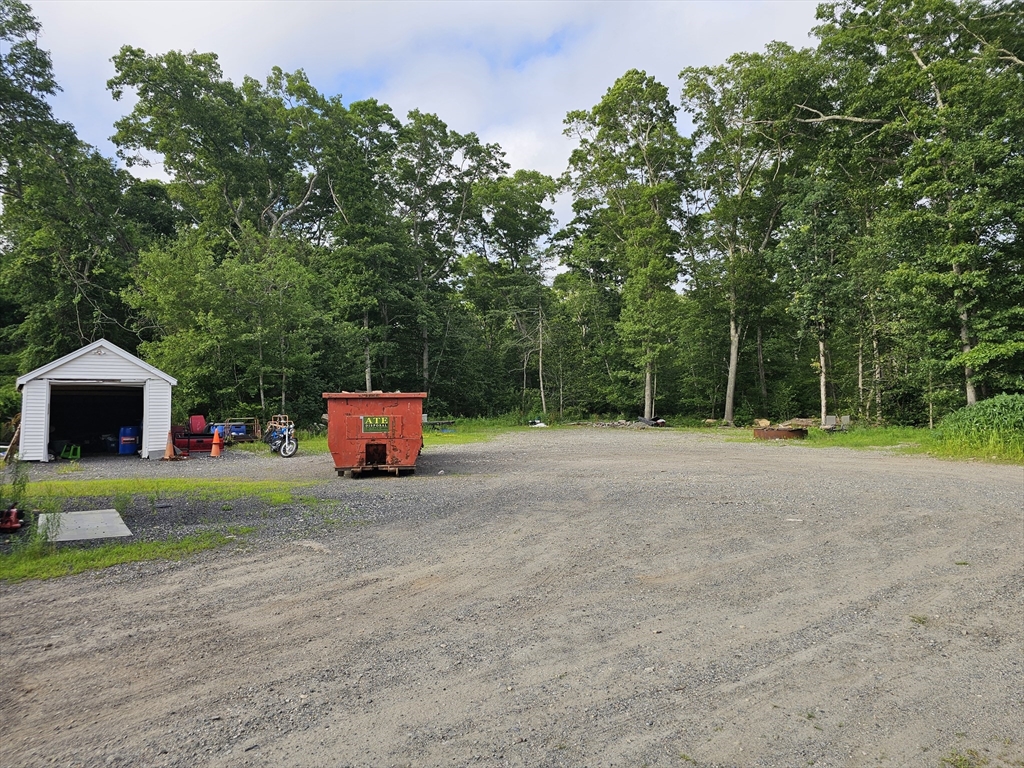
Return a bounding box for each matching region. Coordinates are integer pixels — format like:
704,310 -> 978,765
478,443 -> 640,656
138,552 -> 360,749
279,439 -> 298,458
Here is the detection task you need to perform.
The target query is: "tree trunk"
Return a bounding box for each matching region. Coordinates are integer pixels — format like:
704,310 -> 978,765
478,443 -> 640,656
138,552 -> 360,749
558,360 -> 564,420
756,325 -> 767,407
818,337 -> 828,424
422,327 -> 430,395
724,307 -> 741,425
950,207 -> 975,406
644,358 -> 654,420
280,333 -> 287,412
928,367 -> 934,429
873,332 -> 882,424
857,335 -> 864,418
537,309 -> 547,416
522,353 -> 530,412
957,300 -> 977,406
653,366 -> 658,419
257,339 -> 266,411
363,310 -> 372,392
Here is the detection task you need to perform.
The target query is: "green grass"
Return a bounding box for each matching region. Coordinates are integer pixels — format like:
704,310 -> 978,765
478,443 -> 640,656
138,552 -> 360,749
940,750 -> 989,768
722,424 -> 930,450
934,432 -> 1024,463
234,423 -> 514,453
720,421 -> 1022,463
804,425 -> 933,452
0,530 -> 239,581
233,428 -> 496,452
935,395 -> 1024,463
232,420 -> 523,451
298,433 -> 329,453
424,416 -> 1021,462
22,478 -> 316,506
423,417 -> 531,446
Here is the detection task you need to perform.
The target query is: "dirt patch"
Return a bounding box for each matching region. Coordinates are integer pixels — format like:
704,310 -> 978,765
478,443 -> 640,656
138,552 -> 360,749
1,429 -> 1022,767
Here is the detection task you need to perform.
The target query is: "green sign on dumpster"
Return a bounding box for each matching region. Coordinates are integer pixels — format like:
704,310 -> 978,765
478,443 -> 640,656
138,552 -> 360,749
361,416 -> 390,433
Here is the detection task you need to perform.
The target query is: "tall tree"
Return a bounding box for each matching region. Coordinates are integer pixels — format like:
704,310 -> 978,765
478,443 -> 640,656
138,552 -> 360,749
681,44 -> 819,424
389,110 -> 506,394
814,0 -> 1024,406
776,174 -> 858,421
0,0 -> 60,180
126,226 -> 320,419
563,69 -> 688,419
109,51 -> 326,241
460,169 -> 557,413
1,0 -> 169,369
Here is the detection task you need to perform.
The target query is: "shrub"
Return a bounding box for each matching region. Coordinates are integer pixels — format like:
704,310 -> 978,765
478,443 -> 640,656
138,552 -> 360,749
936,394 -> 1024,461
0,461 -> 28,510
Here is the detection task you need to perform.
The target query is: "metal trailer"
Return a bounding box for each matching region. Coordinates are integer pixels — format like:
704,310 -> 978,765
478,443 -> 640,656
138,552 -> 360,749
322,392 -> 426,477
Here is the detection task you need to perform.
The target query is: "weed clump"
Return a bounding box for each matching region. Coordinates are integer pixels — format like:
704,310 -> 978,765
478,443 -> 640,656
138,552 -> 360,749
935,394 -> 1024,462
0,460 -> 28,510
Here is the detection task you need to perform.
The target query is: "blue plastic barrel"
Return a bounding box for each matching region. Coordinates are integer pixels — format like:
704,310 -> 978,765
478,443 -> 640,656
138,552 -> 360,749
119,426 -> 140,454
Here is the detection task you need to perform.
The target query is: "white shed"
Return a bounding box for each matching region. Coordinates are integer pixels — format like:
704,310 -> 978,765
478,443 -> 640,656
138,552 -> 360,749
16,339 -> 177,461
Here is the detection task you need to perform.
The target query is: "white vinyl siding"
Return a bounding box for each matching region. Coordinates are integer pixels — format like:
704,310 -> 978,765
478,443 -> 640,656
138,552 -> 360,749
42,351 -> 150,382
18,379 -> 49,461
16,340 -> 177,462
142,379 -> 173,459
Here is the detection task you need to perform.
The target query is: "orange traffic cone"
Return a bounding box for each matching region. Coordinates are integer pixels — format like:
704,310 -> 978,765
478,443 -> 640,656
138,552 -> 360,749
211,428 -> 222,458
162,430 -> 174,460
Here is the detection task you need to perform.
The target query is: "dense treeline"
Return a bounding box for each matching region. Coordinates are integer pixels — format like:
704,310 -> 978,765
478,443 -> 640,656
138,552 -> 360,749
2,0 -> 1022,426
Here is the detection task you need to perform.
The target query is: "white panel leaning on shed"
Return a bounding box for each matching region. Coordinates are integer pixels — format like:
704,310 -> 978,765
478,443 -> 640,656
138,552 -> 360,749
15,339 -> 177,461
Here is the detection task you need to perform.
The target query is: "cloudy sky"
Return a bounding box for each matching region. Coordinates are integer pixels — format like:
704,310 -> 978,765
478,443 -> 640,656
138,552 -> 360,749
32,0 -> 819,187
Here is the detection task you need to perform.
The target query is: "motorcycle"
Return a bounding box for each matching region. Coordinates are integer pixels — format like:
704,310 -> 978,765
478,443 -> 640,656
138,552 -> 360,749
264,415 -> 298,458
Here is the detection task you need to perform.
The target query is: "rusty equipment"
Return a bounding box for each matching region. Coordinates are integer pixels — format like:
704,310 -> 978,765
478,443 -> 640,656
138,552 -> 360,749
753,426 -> 808,440
322,392 -> 426,477
0,507 -> 24,532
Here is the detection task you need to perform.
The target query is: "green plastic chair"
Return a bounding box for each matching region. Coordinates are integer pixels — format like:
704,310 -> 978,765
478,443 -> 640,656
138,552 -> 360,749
60,444 -> 81,460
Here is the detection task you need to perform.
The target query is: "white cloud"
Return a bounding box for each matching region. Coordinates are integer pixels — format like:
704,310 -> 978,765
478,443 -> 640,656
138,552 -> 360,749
31,0 -> 819,189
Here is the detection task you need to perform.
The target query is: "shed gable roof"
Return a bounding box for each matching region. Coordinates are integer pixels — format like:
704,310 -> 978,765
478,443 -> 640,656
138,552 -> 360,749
16,339 -> 177,388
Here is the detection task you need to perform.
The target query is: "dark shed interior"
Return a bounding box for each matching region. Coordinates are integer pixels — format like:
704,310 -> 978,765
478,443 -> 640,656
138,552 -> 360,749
49,384 -> 143,455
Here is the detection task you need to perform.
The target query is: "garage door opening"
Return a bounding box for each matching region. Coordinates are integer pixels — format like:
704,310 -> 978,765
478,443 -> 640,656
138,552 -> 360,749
49,385 -> 144,457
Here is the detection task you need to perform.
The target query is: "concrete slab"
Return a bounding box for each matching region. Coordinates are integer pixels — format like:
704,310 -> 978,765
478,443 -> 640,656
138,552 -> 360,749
38,509 -> 133,542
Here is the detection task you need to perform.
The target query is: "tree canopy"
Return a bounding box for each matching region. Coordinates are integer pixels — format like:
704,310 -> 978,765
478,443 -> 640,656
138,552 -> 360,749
2,0 -> 1021,427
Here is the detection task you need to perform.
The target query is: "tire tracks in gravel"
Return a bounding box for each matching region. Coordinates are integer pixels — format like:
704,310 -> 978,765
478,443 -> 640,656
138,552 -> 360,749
2,429 -> 1022,768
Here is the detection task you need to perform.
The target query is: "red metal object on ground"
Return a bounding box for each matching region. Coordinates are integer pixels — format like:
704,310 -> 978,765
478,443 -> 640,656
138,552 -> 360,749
1,507 -> 24,532
323,392 -> 427,477
753,427 -> 808,440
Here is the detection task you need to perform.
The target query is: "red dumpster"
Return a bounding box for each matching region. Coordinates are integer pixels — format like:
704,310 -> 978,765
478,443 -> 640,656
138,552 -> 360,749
323,392 -> 427,477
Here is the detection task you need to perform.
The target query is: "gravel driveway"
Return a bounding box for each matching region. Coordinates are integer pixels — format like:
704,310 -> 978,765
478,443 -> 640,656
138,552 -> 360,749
1,428 -> 1022,767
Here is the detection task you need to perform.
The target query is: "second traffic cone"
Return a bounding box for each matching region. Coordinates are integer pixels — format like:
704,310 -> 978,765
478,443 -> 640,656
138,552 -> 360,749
162,430 -> 174,460
210,428 -> 222,458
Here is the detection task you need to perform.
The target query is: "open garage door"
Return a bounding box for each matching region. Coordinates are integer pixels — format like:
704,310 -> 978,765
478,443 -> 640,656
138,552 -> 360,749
48,384 -> 144,456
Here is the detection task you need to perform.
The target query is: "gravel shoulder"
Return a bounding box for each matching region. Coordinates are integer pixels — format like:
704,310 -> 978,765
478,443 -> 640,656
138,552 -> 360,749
1,429 -> 1022,767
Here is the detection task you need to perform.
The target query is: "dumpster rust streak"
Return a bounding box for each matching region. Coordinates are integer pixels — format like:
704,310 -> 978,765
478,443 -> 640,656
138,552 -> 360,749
323,392 -> 427,477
